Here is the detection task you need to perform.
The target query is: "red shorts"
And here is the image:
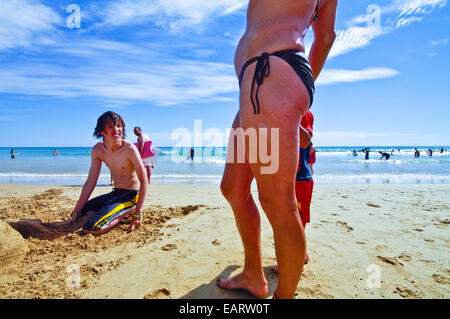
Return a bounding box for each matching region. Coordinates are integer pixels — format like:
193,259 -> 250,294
295,180 -> 314,227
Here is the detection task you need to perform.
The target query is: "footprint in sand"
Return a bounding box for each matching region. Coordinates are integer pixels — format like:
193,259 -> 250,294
393,286 -> 422,298
338,205 -> 349,211
212,239 -> 221,246
366,202 -> 381,208
432,274 -> 450,285
161,244 -> 177,251
336,221 -> 353,232
397,253 -> 411,263
377,255 -> 404,267
144,288 -> 171,299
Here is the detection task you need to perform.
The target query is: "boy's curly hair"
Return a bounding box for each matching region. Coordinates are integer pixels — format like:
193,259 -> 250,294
93,111 -> 127,140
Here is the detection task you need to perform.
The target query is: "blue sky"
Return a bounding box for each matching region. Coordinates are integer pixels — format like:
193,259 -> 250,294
0,0 -> 449,147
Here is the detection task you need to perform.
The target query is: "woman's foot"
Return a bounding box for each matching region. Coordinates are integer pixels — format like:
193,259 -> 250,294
217,272 -> 268,297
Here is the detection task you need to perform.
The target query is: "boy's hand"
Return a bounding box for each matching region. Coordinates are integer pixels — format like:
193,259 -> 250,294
68,210 -> 80,224
128,211 -> 142,233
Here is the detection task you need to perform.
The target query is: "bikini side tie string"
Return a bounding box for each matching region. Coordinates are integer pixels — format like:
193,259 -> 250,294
250,52 -> 271,114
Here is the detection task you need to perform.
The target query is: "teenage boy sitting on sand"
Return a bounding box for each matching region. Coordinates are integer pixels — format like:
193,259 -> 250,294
64,111 -> 148,235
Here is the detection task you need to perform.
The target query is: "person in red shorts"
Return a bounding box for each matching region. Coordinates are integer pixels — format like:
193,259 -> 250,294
272,111 -> 315,273
296,111 -> 315,264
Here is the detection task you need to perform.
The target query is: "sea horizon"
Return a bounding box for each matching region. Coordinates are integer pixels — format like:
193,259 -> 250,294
1,146 -> 449,186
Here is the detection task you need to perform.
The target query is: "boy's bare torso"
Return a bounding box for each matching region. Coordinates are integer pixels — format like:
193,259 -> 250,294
94,141 -> 140,190
235,0 -> 317,75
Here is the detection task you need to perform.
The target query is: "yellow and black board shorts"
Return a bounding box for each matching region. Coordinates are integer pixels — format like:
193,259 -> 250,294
81,188 -> 138,234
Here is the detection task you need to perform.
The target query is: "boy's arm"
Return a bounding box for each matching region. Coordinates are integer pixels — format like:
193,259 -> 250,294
128,146 -> 148,232
308,0 -> 338,80
70,146 -> 102,222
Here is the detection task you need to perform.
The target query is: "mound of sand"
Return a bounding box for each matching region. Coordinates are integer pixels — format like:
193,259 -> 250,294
0,188 -> 208,298
0,220 -> 28,266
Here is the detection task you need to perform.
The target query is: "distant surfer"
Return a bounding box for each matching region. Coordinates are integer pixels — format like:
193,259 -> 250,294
379,151 -> 390,160
10,149 -> 16,159
427,149 -> 433,157
53,149 -> 59,156
63,111 -> 148,235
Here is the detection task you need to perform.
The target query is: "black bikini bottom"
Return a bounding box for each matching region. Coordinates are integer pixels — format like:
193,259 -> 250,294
238,49 -> 315,114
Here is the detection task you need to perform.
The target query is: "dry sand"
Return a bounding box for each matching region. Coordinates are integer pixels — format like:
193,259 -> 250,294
0,183 -> 449,299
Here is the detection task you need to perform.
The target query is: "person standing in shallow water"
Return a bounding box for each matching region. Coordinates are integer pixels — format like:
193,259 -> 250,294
363,149 -> 370,160
218,0 -> 338,299
134,126 -> 153,184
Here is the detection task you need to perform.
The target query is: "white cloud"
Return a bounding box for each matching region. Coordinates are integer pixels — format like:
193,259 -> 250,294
0,0 -> 61,50
0,58 -> 238,106
99,0 -> 248,31
430,38 -> 449,46
222,1 -> 248,15
329,0 -> 448,58
395,16 -> 423,28
316,68 -> 400,86
395,0 -> 448,17
328,26 -> 384,58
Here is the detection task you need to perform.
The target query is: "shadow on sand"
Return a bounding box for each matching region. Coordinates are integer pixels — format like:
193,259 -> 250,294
179,264 -> 278,299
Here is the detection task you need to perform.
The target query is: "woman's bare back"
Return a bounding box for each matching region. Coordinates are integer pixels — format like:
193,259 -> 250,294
235,0 -> 318,75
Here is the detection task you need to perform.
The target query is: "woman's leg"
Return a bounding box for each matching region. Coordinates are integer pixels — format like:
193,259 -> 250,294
217,112 -> 268,297
238,56 -> 310,298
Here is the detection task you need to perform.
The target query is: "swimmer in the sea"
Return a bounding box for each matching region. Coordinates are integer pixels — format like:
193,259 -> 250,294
379,151 -> 391,160
64,111 -> 148,235
414,148 -> 420,158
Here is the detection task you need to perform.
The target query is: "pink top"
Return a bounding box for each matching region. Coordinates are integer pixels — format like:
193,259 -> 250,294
134,140 -> 155,159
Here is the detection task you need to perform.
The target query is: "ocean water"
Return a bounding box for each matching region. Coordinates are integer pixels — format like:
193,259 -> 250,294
1,146 -> 449,185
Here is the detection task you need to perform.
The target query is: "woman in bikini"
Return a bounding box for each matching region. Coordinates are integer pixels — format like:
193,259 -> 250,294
218,0 -> 338,299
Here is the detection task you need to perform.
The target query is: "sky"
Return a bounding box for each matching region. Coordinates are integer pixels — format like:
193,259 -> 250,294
0,0 -> 449,147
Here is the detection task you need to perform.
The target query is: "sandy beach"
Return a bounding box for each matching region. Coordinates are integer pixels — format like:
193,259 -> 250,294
0,183 -> 449,299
